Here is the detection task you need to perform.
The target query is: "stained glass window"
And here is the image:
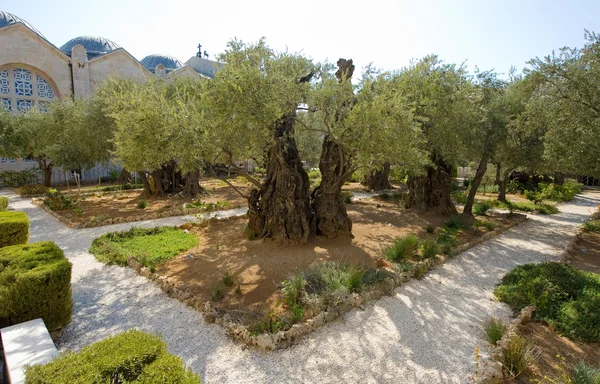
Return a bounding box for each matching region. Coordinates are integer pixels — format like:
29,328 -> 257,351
14,68 -> 33,97
37,75 -> 55,99
1,98 -> 10,111
0,70 -> 9,94
16,99 -> 33,113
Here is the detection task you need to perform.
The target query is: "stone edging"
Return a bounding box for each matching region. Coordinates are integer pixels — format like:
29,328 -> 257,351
125,213 -> 528,352
476,306 -> 536,383
32,198 -> 244,229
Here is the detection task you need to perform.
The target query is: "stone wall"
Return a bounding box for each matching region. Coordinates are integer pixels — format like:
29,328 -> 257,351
88,49 -> 151,93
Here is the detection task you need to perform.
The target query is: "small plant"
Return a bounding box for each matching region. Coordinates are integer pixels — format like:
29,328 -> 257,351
384,235 -> 420,262
473,200 -> 494,216
474,219 -> 495,232
524,190 -> 544,205
453,191 -> 468,204
235,281 -> 242,295
502,334 -> 536,378
437,229 -> 458,254
341,190 -> 354,204
426,225 -> 435,233
420,239 -> 439,259
445,215 -> 467,230
136,199 -> 148,209
414,263 -> 428,279
212,283 -> 225,301
463,178 -> 471,189
571,361 -> 600,383
73,206 -> 83,216
222,270 -> 234,287
282,272 -> 306,307
584,220 -> 600,233
346,265 -> 365,293
484,317 -> 505,345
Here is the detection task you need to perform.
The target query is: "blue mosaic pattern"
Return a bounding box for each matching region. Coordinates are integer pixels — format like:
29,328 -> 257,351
37,75 -> 55,99
16,99 -> 33,112
1,98 -> 10,111
14,68 -> 33,97
0,70 -> 9,94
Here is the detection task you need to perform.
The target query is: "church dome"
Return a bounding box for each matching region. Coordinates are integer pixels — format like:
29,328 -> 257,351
0,11 -> 45,37
141,54 -> 183,73
60,36 -> 120,59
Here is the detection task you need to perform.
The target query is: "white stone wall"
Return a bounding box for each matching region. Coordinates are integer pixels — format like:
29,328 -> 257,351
0,24 -> 71,98
88,49 -> 151,93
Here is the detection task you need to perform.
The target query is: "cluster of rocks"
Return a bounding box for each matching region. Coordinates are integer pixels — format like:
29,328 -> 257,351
124,213 -> 527,352
476,306 -> 536,384
32,198 -> 243,229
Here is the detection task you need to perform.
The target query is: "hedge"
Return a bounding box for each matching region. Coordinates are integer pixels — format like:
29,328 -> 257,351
0,211 -> 29,247
0,241 -> 72,330
25,330 -> 201,384
0,196 -> 7,211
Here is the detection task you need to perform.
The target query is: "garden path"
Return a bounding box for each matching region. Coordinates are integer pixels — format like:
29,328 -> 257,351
2,189 -> 598,384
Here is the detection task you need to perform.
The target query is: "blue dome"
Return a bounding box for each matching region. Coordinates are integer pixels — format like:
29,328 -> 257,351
141,54 -> 183,73
60,36 -> 120,59
0,11 -> 45,37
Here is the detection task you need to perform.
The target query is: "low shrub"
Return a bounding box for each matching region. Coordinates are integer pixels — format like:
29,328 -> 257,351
445,215 -> 467,230
0,241 -> 72,330
495,263 -> 600,341
136,199 -> 148,209
453,191 -> 468,205
539,180 -> 584,202
0,169 -> 39,187
43,189 -> 77,211
384,235 -> 420,262
463,178 -> 471,189
0,196 -> 7,211
24,330 -> 201,383
90,226 -> 198,270
484,317 -> 505,345
0,211 -> 29,247
502,334 -> 536,378
524,190 -> 544,205
16,184 -> 49,196
473,200 -> 494,216
474,219 -> 496,232
420,239 -> 439,259
583,220 -> 600,233
307,169 -> 321,181
437,228 -> 458,254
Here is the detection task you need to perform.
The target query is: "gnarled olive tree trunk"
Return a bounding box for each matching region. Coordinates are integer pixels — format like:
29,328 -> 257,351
311,137 -> 353,238
462,154 -> 489,218
182,169 -> 205,198
246,114 -> 313,245
364,162 -> 392,191
407,151 -> 457,215
36,158 -> 53,187
497,168 -> 513,202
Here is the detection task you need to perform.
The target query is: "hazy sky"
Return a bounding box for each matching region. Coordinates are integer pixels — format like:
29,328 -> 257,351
5,0 -> 600,76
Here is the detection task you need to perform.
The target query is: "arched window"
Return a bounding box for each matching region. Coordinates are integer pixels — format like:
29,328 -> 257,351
0,65 -> 57,113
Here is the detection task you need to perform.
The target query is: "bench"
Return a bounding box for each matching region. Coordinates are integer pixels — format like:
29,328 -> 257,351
1,319 -> 58,384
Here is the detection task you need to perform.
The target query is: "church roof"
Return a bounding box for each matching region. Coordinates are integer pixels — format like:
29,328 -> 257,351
0,10 -> 45,38
140,54 -> 183,72
60,36 -> 121,59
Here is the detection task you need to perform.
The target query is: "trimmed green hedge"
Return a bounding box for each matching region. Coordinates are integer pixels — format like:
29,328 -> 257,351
0,211 -> 29,247
0,241 -> 72,330
495,263 -> 600,341
25,330 -> 201,384
0,196 -> 7,211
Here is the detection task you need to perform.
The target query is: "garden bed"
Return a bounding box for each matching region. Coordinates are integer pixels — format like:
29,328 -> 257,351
32,178 -> 252,228
94,197 -> 527,351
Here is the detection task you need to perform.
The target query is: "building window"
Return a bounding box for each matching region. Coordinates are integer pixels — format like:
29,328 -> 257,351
0,65 -> 57,113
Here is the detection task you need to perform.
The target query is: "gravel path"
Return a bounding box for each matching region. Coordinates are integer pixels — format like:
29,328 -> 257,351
2,189 -> 598,384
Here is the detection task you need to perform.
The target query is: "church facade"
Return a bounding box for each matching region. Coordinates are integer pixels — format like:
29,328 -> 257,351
0,10 -> 219,183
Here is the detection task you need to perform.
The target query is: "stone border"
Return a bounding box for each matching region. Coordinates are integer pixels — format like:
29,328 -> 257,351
124,213 -> 528,351
32,198 -> 244,229
475,306 -> 536,383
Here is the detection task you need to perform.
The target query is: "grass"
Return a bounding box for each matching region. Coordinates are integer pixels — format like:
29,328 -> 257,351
484,317 -> 505,345
473,200 -> 494,216
495,263 -> 600,342
584,220 -> 600,233
222,270 -> 234,287
186,200 -> 233,211
502,334 -> 536,378
136,199 -> 148,209
384,235 -> 420,262
445,215 -> 467,230
420,239 -> 439,259
571,361 -> 600,384
90,226 -> 199,271
493,199 -> 560,215
474,219 -> 496,231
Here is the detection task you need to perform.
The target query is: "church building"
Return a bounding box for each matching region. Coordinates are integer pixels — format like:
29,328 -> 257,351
0,10 -> 219,181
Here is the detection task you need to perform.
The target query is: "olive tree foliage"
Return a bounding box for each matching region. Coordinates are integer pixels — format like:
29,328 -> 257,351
393,55 -> 479,214
0,99 -> 114,187
206,39 -> 316,244
526,30 -> 600,178
100,77 -> 217,197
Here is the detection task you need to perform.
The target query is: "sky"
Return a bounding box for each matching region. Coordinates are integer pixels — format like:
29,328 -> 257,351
4,0 -> 600,77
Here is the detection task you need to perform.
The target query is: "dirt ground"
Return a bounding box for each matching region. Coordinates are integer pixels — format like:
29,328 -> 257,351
158,197 -> 522,315
569,230 -> 600,275
55,178 -> 252,223
514,322 -> 600,383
